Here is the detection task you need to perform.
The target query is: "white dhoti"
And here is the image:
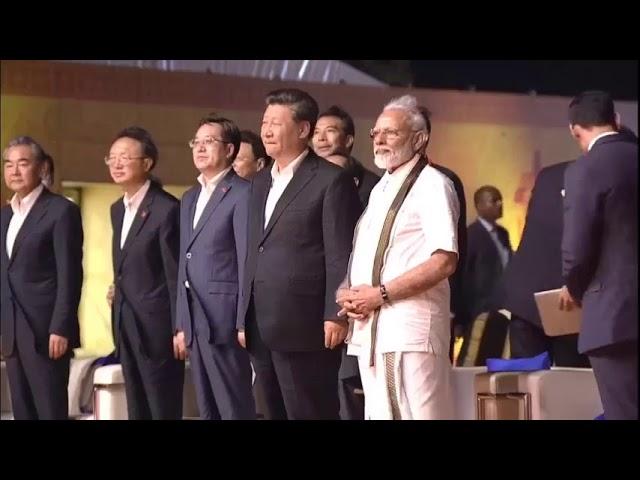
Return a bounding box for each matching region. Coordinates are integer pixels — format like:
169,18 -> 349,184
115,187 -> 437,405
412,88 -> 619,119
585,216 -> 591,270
357,351 -> 453,420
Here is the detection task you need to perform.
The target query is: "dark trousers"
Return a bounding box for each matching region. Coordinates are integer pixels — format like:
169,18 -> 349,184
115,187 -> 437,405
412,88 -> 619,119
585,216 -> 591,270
119,303 -> 184,420
187,293 -> 255,420
588,341 -> 638,420
338,347 -> 364,420
509,314 -> 590,367
253,375 -> 267,419
246,312 -> 341,420
5,310 -> 69,420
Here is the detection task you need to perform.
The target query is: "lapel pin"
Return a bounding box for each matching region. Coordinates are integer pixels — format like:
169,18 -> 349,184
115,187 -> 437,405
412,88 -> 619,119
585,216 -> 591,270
222,186 -> 229,193
141,209 -> 148,219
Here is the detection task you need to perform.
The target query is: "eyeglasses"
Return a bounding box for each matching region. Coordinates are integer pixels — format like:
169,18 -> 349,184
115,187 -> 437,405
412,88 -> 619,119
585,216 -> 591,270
104,155 -> 146,166
369,128 -> 420,140
188,136 -> 229,149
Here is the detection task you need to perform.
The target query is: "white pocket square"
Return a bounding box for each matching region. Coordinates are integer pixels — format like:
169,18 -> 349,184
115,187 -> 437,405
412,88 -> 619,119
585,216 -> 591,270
561,189 -> 565,197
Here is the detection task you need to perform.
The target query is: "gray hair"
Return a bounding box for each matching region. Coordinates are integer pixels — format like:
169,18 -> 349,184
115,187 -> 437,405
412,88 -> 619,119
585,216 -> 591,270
383,95 -> 427,131
2,136 -> 46,163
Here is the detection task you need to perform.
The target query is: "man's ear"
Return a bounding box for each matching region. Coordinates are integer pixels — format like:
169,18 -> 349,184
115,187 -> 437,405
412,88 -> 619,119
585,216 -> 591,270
413,131 -> 427,152
569,124 -> 579,140
345,134 -> 355,150
298,121 -> 311,140
226,143 -> 236,162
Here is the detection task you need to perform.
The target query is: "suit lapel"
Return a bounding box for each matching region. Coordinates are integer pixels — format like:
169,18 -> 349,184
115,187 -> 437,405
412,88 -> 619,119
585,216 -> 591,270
474,221 -> 497,262
497,227 -> 510,253
261,153 -> 317,242
10,188 -> 51,266
186,187 -> 198,238
117,185 -> 155,272
258,172 -> 271,224
112,200 -> 125,272
188,169 -> 235,249
252,171 -> 271,236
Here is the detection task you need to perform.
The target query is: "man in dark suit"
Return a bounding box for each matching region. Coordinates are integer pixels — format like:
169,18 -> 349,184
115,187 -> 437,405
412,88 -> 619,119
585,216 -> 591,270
174,114 -> 255,420
107,126 -> 184,420
457,186 -> 512,365
417,106 -> 468,360
312,105 -> 380,206
561,90 -> 637,420
463,186 -> 512,318
312,104 -> 377,420
501,160 -> 589,367
1,136 -> 83,420
239,89 -> 361,420
233,130 -> 271,180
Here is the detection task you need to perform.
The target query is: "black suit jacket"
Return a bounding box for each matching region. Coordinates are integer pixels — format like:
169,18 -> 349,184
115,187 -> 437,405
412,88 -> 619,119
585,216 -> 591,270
349,158 -> 380,208
501,161 -> 571,326
110,182 -> 179,359
431,161 -> 467,324
239,150 -> 362,352
562,133 -> 638,353
1,188 -> 83,357
463,219 -> 512,322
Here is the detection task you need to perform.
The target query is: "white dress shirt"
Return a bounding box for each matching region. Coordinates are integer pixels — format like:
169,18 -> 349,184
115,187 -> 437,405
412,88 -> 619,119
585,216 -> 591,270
120,180 -> 151,249
263,149 -> 308,229
478,216 -> 510,269
347,157 -> 459,357
193,167 -> 231,229
6,183 -> 45,259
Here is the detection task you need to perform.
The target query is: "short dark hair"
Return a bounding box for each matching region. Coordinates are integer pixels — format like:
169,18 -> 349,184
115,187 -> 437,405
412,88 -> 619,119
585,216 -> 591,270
198,113 -> 241,161
318,105 -> 355,137
113,126 -> 159,170
568,90 -> 616,128
474,185 -> 501,207
265,88 -> 319,137
3,136 -> 46,163
240,130 -> 270,163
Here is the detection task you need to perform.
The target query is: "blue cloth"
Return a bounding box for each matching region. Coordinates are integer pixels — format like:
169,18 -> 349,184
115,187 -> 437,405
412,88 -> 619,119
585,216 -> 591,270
486,351 -> 552,372
594,413 -> 605,420
92,352 -> 119,367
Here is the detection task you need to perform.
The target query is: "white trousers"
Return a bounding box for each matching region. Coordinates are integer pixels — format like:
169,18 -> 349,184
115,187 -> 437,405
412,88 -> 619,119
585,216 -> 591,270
358,351 -> 453,420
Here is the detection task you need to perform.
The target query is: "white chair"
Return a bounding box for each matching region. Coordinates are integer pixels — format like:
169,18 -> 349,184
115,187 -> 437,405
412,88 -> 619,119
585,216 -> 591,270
93,362 -> 200,420
451,366 -> 487,420
92,364 -> 128,420
474,367 -> 603,420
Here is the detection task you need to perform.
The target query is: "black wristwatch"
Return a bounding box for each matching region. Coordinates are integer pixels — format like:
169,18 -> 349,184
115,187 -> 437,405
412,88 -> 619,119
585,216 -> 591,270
380,284 -> 390,304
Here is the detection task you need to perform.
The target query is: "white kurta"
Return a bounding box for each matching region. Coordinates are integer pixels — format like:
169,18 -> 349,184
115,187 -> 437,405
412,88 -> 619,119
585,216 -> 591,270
346,156 -> 459,419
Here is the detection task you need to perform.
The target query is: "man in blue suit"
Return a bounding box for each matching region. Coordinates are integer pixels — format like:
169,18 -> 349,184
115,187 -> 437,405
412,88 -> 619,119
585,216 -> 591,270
173,114 -> 255,420
561,91 -> 637,420
1,136 -> 83,420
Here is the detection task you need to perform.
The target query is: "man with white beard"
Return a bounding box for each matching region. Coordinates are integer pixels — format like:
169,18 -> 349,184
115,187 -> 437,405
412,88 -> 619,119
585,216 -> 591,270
336,95 -> 459,420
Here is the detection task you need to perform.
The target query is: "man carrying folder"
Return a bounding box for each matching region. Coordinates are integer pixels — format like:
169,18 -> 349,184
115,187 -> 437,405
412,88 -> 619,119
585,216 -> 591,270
561,91 -> 638,420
